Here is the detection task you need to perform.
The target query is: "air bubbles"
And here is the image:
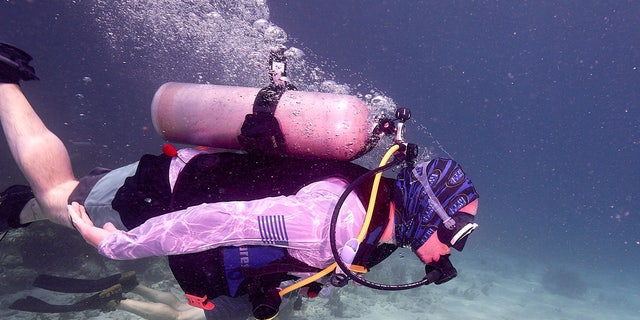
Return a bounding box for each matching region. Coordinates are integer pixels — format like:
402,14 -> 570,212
252,19 -> 269,33
320,80 -> 350,94
264,25 -> 287,44
365,93 -> 396,117
285,47 -> 305,60
206,11 -> 221,19
252,18 -> 287,43
87,1 -> 353,92
370,95 -> 386,105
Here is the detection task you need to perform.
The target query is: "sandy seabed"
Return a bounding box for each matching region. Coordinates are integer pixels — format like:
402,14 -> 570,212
1,227 -> 637,320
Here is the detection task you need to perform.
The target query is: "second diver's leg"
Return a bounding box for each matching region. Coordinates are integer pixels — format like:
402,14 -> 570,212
0,84 -> 78,228
125,285 -> 205,320
131,285 -> 194,313
118,299 -> 181,320
119,299 -> 205,320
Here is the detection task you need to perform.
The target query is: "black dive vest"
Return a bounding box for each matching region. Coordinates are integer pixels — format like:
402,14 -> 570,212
112,152 -> 395,300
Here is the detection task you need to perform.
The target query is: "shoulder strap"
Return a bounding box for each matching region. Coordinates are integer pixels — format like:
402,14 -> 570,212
237,82 -> 296,157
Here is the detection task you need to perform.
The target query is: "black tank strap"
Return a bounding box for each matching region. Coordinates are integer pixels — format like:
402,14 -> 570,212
238,47 -> 297,157
238,83 -> 296,157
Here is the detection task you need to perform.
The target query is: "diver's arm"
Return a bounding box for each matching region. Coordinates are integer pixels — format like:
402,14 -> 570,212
93,179 -> 361,261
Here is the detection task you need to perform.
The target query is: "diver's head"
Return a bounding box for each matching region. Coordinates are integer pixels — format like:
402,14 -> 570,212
394,158 -> 479,263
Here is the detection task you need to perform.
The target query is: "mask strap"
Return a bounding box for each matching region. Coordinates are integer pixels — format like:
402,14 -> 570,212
412,165 -> 456,230
451,222 -> 478,245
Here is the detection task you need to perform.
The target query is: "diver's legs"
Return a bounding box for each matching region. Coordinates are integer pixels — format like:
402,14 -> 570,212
0,84 -> 78,228
131,285 -> 186,310
131,285 -> 196,310
123,285 -> 204,320
118,299 -> 181,320
119,300 -> 205,320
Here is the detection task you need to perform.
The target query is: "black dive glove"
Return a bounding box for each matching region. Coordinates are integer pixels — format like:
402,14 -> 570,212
250,287 -> 281,320
0,42 -> 39,84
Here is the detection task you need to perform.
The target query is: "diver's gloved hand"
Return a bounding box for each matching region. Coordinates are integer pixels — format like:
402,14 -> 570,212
425,255 -> 458,285
250,287 -> 281,320
0,43 -> 39,84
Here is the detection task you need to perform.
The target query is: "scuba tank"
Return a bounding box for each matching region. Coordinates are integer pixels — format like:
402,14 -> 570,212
150,82 -> 374,160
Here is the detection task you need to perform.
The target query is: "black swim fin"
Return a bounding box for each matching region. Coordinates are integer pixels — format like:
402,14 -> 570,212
33,271 -> 138,293
0,185 -> 34,233
10,296 -> 90,313
9,284 -> 123,313
0,42 -> 39,84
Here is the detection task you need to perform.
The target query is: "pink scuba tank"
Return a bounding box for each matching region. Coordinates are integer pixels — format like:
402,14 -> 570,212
151,82 -> 373,160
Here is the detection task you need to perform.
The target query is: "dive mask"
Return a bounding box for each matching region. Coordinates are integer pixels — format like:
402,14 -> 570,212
436,211 -> 478,251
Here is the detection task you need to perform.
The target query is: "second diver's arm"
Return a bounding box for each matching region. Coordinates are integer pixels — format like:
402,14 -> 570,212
69,201 -> 117,247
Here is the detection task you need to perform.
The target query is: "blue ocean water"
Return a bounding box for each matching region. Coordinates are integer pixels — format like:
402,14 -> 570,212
1,1 -> 638,319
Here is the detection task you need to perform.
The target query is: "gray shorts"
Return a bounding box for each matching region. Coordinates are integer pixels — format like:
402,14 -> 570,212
69,162 -> 139,231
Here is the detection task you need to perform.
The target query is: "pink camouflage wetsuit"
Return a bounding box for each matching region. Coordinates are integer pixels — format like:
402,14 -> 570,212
95,148 -> 371,270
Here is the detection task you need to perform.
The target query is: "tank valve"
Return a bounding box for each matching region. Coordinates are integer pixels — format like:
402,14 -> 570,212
394,107 -> 411,143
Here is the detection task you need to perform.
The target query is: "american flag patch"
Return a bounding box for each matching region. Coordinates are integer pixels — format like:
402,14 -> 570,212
258,215 -> 289,246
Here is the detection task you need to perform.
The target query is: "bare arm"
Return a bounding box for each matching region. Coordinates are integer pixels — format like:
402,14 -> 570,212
68,202 -> 118,247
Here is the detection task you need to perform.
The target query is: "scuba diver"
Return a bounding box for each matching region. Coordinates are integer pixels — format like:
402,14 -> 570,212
1,42 -> 480,319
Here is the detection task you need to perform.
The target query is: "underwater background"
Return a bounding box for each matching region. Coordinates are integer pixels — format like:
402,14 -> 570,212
1,1 -> 638,319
